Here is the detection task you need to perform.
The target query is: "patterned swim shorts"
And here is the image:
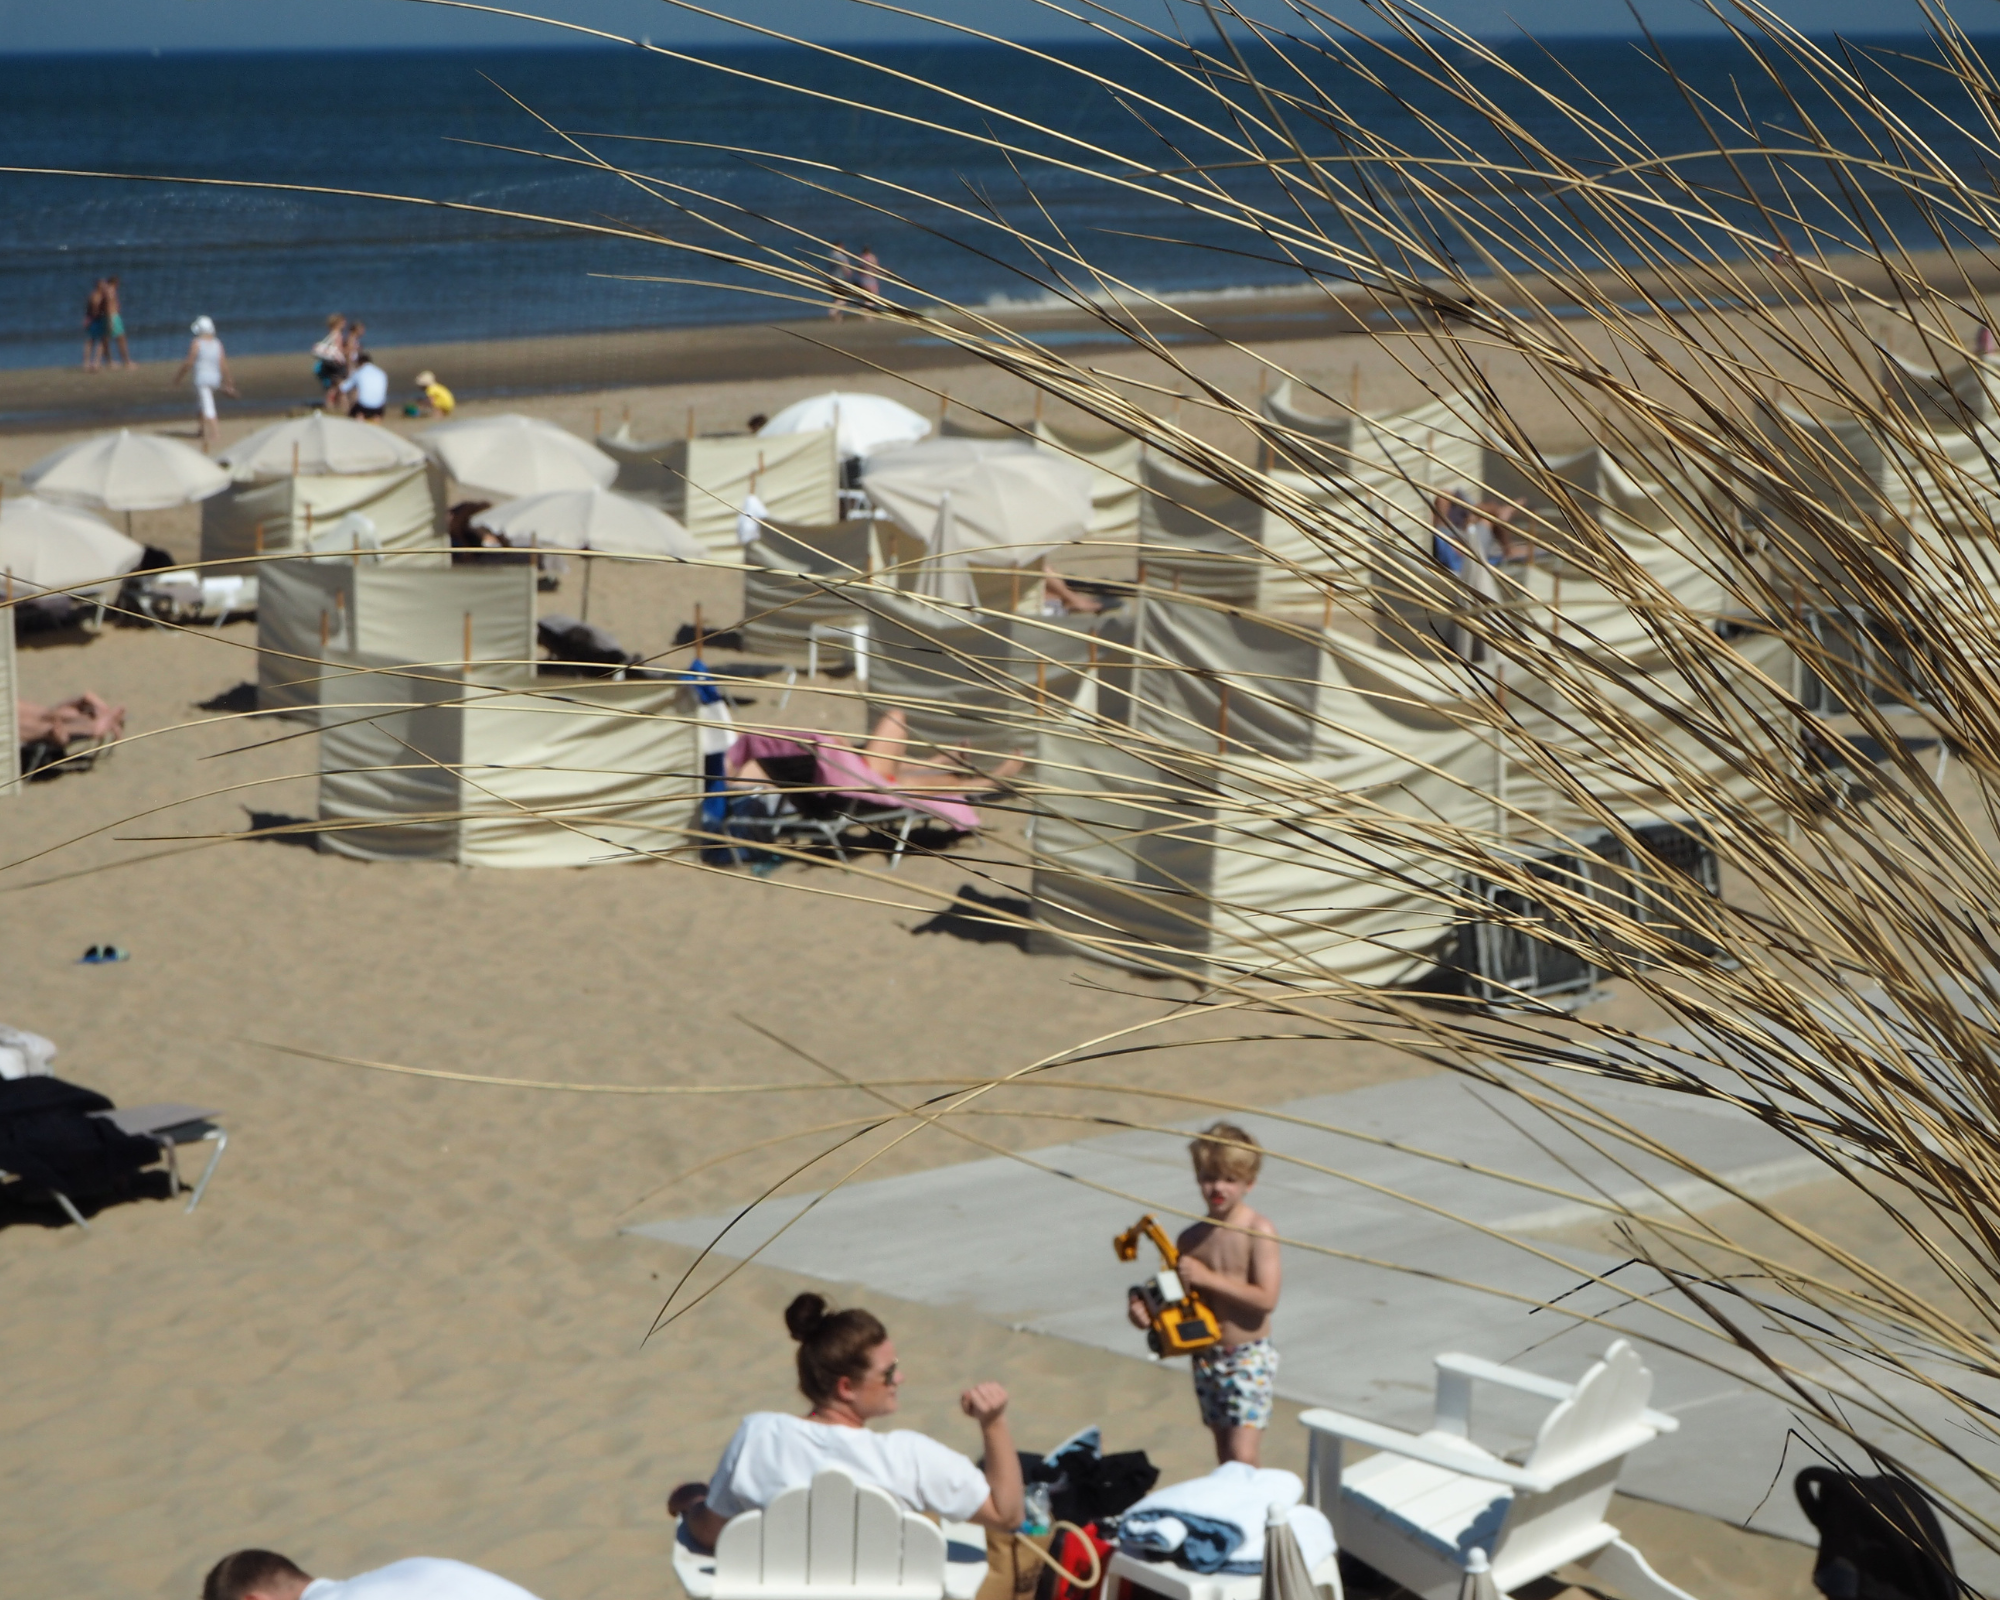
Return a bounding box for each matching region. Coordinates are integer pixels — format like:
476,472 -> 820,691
1190,1337 -> 1278,1430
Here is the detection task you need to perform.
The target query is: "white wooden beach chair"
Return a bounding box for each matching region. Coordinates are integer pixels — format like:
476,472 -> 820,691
673,1466 -> 988,1600
1299,1340 -> 1697,1600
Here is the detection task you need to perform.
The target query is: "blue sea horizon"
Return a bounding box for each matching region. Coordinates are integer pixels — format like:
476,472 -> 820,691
0,35 -> 1986,373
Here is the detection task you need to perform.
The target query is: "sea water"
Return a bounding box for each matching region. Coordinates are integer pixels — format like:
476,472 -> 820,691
0,35 -> 1984,371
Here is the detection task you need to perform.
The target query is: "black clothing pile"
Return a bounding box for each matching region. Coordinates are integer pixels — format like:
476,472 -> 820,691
1797,1468 -> 1958,1600
0,1077 -> 159,1200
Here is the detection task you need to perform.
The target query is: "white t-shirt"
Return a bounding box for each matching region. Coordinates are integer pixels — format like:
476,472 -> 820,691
300,1558 -> 543,1600
342,362 -> 390,408
706,1412 -> 990,1521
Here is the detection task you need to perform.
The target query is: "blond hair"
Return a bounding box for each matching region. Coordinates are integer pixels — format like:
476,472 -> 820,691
1190,1121 -> 1261,1183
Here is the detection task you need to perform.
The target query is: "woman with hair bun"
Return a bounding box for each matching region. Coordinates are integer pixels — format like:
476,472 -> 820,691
668,1292 -> 1024,1550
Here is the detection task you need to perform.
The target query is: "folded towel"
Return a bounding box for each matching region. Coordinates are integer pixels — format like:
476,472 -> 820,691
1118,1463 -> 1334,1574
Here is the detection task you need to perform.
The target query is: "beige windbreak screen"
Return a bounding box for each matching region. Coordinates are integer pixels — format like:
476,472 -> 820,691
1030,598 -> 1491,984
200,462 -> 449,574
741,519 -> 878,668
1029,572 -> 1789,985
0,613 -> 17,797
317,658 -> 701,867
257,561 -> 538,719
864,595 -> 1103,755
600,430 -> 840,560
1032,417 -> 1141,543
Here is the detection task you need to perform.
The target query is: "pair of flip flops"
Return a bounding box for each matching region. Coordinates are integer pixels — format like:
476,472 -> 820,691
79,945 -> 130,964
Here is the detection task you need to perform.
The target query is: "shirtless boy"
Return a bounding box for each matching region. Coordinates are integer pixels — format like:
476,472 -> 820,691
1128,1121 -> 1282,1465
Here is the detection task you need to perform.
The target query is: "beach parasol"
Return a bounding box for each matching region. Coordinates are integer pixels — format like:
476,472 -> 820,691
0,495 -> 146,596
860,439 -> 1093,607
220,412 -> 425,480
759,391 -> 931,460
417,413 -> 616,497
23,429 -> 229,513
1258,1504 -> 1322,1600
474,487 -> 703,619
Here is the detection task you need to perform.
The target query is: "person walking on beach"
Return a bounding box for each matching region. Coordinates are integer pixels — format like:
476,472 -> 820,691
828,242 -> 858,321
80,279 -> 107,371
173,315 -> 235,451
1126,1123 -> 1282,1467
312,313 -> 349,407
858,246 -> 881,301
102,276 -> 133,367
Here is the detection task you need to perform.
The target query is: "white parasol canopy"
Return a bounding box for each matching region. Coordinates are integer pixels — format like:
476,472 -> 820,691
473,487 -> 703,559
417,413 -> 617,497
220,412 -> 426,479
0,495 -> 147,594
760,391 -> 931,460
24,429 -> 229,512
861,439 -> 1093,607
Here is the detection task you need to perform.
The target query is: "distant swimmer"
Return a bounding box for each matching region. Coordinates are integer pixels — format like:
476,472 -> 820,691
173,315 -> 235,452
103,276 -> 133,367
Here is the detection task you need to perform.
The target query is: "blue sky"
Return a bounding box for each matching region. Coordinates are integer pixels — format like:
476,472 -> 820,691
0,0 -> 1954,52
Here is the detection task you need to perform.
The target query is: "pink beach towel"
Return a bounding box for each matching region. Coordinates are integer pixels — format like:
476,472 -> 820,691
728,732 -> 983,833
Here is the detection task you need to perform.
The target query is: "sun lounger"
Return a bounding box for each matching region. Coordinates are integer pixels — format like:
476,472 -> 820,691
92,1103 -> 229,1216
0,1080 -> 227,1230
720,731 -> 983,869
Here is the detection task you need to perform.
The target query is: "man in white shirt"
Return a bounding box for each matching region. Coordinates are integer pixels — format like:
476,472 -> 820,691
341,353 -> 390,421
199,1549 -> 544,1600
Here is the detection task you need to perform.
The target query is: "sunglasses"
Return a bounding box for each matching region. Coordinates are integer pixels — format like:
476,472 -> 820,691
870,1360 -> 902,1386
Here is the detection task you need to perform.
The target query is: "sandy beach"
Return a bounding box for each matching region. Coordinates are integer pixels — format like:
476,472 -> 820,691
0,312 -> 1859,1600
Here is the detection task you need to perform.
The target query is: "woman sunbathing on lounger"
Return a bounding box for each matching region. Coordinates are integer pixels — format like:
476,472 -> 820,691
668,1292 -> 1025,1549
18,692 -> 125,750
731,707 -> 1022,797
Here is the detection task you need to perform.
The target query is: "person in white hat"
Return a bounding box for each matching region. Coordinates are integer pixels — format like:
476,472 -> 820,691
172,314 -> 235,451
411,369 -> 455,417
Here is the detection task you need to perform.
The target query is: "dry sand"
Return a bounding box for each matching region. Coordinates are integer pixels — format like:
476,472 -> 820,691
0,329 -> 1826,1600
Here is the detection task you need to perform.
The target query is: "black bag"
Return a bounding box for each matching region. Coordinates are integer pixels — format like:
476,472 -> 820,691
1019,1440 -> 1159,1528
1796,1467 -> 1957,1600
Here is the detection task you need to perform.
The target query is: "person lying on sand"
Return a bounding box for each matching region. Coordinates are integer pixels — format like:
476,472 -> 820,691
18,691 -> 125,749
199,1548 -> 545,1600
729,707 -> 1022,797
667,1292 -> 1025,1551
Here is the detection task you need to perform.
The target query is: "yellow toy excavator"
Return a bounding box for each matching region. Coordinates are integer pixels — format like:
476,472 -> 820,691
1114,1214 -> 1223,1357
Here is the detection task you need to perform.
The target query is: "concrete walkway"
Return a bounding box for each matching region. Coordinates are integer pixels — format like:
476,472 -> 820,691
630,1066 -> 1998,1583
